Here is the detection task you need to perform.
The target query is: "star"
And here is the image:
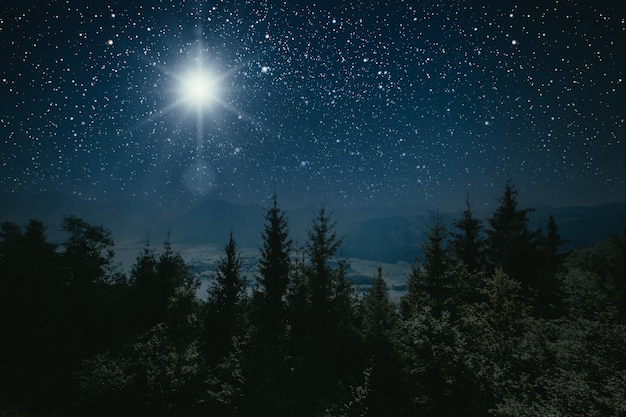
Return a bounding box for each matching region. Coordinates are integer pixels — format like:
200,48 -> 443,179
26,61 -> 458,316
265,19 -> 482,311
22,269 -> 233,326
176,65 -> 221,114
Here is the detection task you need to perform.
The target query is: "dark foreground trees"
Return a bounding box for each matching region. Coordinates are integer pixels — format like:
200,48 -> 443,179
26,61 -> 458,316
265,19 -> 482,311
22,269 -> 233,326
1,185 -> 625,417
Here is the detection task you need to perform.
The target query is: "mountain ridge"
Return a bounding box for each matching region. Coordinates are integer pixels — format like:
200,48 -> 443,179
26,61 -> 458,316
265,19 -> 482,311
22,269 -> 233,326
1,191 -> 624,263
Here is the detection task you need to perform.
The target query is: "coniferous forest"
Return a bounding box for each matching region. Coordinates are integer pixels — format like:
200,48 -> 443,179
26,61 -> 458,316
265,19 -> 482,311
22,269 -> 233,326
1,183 -> 625,417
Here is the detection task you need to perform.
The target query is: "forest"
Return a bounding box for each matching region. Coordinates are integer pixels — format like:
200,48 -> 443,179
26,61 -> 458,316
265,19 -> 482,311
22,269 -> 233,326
1,182 -> 625,417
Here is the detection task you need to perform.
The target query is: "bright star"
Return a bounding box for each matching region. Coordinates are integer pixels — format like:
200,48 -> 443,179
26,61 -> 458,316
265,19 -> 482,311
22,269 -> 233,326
179,68 -> 219,111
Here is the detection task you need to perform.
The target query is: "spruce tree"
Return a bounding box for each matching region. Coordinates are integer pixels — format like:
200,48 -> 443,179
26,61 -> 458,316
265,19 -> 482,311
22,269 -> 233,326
130,240 -> 161,332
359,266 -> 404,416
247,193 -> 293,417
306,204 -> 342,312
402,211 -> 450,317
254,193 -> 292,337
286,205 -> 358,415
130,237 -> 198,333
451,196 -> 484,273
204,231 -> 247,362
305,205 -> 343,411
484,181 -> 536,297
156,239 -> 200,349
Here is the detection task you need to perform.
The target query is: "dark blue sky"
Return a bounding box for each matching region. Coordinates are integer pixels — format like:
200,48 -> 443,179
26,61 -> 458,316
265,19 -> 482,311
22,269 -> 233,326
1,0 -> 624,212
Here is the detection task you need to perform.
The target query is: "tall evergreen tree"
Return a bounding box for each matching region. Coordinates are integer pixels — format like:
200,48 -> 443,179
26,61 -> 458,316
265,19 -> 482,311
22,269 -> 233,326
401,211 -> 450,317
304,205 -> 343,412
157,239 -> 200,349
484,181 -> 536,297
421,211 -> 449,284
306,205 -> 342,312
129,240 -> 161,332
359,266 -> 404,416
247,193 -> 293,417
542,215 -> 564,273
286,205 -> 359,415
130,237 -> 198,333
254,192 -> 292,336
451,196 -> 484,273
204,231 -> 247,362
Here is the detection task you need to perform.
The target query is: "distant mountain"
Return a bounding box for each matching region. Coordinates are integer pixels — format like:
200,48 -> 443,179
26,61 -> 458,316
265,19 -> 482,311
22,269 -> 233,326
1,191 -> 623,265
340,202 -> 626,263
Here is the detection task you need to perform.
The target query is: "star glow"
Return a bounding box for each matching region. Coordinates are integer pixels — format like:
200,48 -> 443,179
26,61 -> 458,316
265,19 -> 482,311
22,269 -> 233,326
177,66 -> 221,113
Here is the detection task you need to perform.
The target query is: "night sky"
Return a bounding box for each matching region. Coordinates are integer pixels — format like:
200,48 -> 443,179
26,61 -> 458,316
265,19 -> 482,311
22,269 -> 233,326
1,0 -> 624,213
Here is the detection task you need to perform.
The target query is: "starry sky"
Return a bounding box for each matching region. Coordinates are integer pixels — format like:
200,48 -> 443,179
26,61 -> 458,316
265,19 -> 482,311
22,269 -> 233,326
1,0 -> 624,213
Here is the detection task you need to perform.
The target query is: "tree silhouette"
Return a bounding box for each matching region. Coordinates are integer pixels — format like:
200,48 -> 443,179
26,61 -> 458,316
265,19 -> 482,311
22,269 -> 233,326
2,194 -> 626,417
451,196 -> 484,273
60,215 -> 125,361
247,193 -> 293,416
254,192 -> 292,338
0,220 -> 69,407
129,240 -> 161,332
204,231 -> 248,363
358,266 -> 404,416
286,205 -> 359,415
485,181 -> 536,298
402,211 -> 450,317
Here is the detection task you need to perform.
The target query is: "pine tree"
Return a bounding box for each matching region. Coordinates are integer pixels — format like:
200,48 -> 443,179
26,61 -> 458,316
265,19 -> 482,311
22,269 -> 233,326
247,194 -> 293,417
254,192 -> 292,337
204,231 -> 247,362
306,204 -> 342,314
451,196 -> 484,273
543,215 -> 564,272
157,237 -> 196,289
421,211 -> 449,284
130,240 -> 161,332
402,211 -> 450,317
285,205 -> 359,415
130,237 -> 198,333
304,205 -> 344,412
157,239 -> 200,350
484,181 -> 536,297
359,266 -> 404,416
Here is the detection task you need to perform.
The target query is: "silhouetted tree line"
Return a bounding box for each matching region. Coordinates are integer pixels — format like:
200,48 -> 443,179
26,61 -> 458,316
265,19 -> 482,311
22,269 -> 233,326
1,182 -> 625,416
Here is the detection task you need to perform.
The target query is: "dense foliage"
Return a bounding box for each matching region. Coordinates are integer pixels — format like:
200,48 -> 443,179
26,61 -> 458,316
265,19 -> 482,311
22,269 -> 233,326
1,185 -> 625,416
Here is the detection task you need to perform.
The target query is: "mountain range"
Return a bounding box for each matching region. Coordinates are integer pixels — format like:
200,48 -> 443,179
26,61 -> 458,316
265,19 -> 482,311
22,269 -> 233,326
1,191 -> 624,264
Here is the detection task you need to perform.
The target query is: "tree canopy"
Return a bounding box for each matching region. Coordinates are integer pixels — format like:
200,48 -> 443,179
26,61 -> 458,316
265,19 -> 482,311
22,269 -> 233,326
1,186 -> 624,417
